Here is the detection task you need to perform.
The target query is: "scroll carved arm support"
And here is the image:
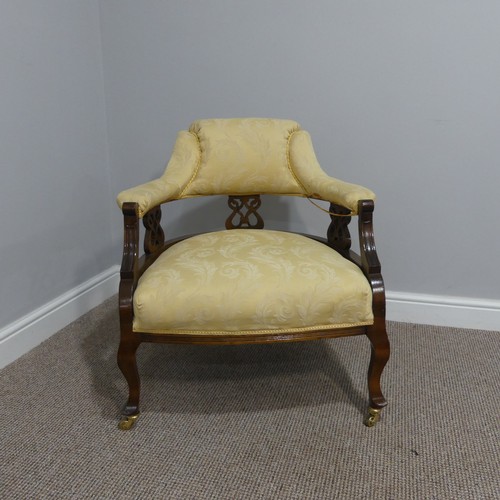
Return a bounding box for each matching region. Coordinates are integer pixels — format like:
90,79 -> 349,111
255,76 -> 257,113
119,202 -> 140,325
358,200 -> 381,276
358,199 -> 385,317
120,202 -> 140,282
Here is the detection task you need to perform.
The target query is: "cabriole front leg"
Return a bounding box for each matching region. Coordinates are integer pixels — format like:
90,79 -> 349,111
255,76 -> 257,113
117,338 -> 141,430
364,320 -> 390,427
357,200 -> 390,427
118,202 -> 141,429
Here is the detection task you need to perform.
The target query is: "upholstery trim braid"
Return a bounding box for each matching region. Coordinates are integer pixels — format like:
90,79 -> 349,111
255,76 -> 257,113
285,130 -> 310,196
132,321 -> 374,336
178,131 -> 203,198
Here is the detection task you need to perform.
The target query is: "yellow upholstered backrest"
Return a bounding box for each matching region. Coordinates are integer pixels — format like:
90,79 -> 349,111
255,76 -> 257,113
116,117 -> 376,217
181,118 -> 304,197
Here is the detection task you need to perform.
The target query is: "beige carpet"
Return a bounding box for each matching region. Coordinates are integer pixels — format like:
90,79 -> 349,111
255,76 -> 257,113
1,296 -> 499,499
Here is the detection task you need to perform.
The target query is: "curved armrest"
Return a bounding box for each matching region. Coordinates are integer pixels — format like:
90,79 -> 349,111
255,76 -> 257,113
116,131 -> 200,218
117,178 -> 178,218
289,130 -> 375,214
306,175 -> 375,214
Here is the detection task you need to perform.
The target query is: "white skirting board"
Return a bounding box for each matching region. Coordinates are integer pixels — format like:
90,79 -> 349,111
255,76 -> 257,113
386,291 -> 500,332
0,266 -> 120,369
0,274 -> 498,369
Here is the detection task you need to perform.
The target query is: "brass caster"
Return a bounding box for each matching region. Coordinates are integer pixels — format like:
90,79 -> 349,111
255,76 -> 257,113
118,414 -> 139,430
364,407 -> 381,427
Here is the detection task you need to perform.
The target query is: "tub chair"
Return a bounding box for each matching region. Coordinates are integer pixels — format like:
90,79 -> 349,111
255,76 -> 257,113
116,118 -> 390,430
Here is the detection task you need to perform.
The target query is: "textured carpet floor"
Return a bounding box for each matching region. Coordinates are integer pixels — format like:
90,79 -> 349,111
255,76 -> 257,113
1,296 -> 499,499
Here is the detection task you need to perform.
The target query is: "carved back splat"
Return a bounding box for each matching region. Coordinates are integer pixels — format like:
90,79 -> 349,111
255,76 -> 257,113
143,206 -> 165,254
226,195 -> 264,229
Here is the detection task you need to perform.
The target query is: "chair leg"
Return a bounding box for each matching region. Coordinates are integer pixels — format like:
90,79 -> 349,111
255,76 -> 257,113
117,338 -> 141,430
364,321 -> 390,427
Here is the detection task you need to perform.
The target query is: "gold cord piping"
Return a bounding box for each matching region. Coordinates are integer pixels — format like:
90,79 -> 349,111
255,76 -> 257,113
306,197 -> 354,217
178,131 -> 203,198
133,320 -> 373,335
285,130 -> 311,195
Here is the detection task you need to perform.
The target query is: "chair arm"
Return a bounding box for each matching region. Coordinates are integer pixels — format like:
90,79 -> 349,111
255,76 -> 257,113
289,130 -> 375,214
358,199 -> 386,324
358,200 -> 383,292
306,175 -> 376,215
117,131 -> 201,218
120,203 -> 139,284
117,179 -> 179,219
119,202 -> 169,294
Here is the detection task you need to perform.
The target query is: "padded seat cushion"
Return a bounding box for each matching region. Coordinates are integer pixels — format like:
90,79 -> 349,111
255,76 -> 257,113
133,230 -> 374,335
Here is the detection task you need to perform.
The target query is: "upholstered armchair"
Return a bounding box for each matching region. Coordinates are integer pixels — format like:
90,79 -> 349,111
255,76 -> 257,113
116,118 -> 390,430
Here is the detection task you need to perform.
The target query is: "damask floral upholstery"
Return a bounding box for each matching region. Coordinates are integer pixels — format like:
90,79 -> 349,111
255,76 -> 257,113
133,229 -> 373,335
117,118 -> 375,218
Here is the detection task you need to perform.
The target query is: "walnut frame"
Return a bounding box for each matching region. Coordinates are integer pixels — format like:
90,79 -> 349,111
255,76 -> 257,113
117,196 -> 389,428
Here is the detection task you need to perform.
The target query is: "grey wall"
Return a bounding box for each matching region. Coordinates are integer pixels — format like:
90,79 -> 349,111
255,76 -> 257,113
1,1 -> 499,333
0,1 -> 114,329
101,0 -> 500,300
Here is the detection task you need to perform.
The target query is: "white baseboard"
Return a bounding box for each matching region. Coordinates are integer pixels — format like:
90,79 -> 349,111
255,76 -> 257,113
0,265 -> 120,369
387,291 -> 500,331
1,279 -> 497,369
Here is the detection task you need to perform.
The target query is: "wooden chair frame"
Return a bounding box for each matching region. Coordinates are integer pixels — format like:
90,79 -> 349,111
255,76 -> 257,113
117,196 -> 390,429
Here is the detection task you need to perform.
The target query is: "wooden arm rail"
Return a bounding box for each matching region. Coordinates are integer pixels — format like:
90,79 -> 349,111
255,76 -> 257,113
120,202 -> 139,282
358,199 -> 381,276
119,202 -> 140,329
357,199 -> 385,317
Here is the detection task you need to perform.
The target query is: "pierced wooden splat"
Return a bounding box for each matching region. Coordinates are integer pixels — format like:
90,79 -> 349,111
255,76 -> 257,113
327,202 -> 352,257
226,195 -> 264,229
143,206 -> 165,254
